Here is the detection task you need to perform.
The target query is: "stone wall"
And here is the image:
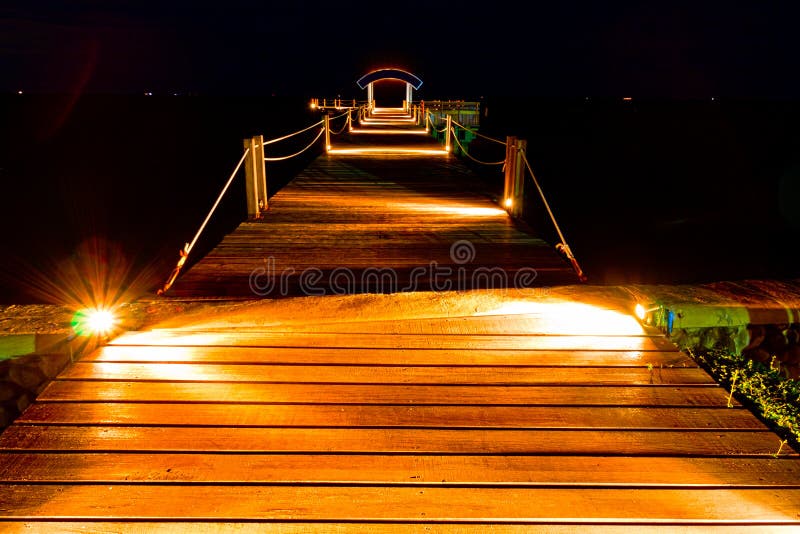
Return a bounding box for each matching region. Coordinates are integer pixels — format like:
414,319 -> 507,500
0,352 -> 70,430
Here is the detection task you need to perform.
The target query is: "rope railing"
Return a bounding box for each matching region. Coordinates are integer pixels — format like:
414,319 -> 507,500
451,119 -> 507,146
263,119 -> 324,146
327,112 -> 351,136
520,150 -> 587,282
427,112 -> 448,133
158,114 -> 333,295
449,126 -> 505,165
157,147 -> 251,295
264,127 -> 325,161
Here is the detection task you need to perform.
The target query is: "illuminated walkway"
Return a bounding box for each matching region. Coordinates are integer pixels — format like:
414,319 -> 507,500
1,294 -> 799,528
0,108 -> 798,528
168,107 -> 577,297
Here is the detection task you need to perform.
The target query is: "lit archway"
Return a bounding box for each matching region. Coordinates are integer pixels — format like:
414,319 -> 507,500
356,68 -> 423,110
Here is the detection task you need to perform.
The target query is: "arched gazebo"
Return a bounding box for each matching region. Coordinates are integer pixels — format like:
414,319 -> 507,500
356,68 -> 423,110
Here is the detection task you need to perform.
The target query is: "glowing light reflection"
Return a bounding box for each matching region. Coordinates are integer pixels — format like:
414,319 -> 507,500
475,301 -> 645,336
350,128 -> 428,135
327,147 -> 448,155
359,119 -> 417,126
394,202 -> 506,216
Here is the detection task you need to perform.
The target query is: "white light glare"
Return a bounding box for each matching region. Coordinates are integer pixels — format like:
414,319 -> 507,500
86,309 -> 117,335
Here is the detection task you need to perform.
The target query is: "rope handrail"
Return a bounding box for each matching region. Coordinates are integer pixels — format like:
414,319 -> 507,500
328,109 -> 351,121
451,119 -> 507,146
157,147 -> 251,295
519,150 -> 587,282
327,113 -> 350,136
264,127 -> 325,161
427,112 -> 448,133
263,119 -> 324,146
449,126 -> 505,165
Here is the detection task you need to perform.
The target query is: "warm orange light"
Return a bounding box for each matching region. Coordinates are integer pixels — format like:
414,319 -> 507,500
504,198 -> 513,208
72,307 -> 119,337
349,128 -> 428,135
476,301 -> 644,336
623,97 -> 633,101
394,202 -> 506,216
327,147 -> 448,156
634,303 -> 646,320
310,102 -> 317,109
326,144 -> 332,152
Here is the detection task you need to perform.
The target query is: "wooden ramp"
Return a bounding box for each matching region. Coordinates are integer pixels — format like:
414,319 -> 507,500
168,124 -> 577,297
1,299 -> 799,529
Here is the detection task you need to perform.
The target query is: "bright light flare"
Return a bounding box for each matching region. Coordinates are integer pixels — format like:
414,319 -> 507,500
635,303 -> 646,320
504,198 -> 513,208
476,301 -> 645,336
72,307 -> 118,337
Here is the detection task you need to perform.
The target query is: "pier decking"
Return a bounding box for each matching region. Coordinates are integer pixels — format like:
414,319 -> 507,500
169,110 -> 576,297
0,103 -> 798,529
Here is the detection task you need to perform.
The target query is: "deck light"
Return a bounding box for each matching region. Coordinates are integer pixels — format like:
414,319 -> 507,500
72,307 -> 118,337
634,303 -> 661,324
504,198 -> 513,208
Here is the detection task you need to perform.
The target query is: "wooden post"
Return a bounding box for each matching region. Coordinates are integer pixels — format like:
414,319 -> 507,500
244,135 -> 267,219
347,109 -> 353,131
445,115 -> 452,152
324,114 -> 331,151
503,136 -> 525,218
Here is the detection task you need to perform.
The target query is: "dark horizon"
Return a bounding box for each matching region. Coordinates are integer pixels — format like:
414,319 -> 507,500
3,1 -> 800,99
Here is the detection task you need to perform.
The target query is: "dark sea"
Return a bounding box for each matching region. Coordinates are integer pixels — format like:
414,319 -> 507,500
1,94 -> 799,304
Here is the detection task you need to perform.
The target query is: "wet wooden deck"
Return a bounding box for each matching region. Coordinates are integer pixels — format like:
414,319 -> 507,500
0,108 -> 798,529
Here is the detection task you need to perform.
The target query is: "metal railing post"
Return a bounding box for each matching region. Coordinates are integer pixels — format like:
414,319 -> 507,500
244,135 -> 268,219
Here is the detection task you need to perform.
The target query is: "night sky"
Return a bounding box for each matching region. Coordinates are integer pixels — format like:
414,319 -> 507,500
2,1 -> 800,98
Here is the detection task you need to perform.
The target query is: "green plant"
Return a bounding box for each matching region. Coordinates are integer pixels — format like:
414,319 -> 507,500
687,347 -> 800,447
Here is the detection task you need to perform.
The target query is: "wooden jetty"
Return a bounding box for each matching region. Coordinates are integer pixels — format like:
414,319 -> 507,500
0,78 -> 798,529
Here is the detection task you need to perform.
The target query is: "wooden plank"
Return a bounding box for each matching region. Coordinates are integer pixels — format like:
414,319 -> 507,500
59,362 -> 713,385
2,453 -> 798,486
1,524 -> 798,534
17,403 -> 762,429
84,346 -> 698,367
250,313 -> 645,336
37,382 -> 735,406
110,331 -> 675,351
0,426 -> 786,456
1,485 -> 799,522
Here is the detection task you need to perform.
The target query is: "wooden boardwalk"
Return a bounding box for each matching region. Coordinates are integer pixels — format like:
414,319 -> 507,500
169,109 -> 577,297
1,304 -> 799,529
0,107 -> 798,529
